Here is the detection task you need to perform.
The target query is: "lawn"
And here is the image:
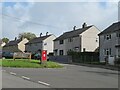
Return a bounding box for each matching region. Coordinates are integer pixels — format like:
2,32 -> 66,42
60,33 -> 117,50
0,59 -> 63,68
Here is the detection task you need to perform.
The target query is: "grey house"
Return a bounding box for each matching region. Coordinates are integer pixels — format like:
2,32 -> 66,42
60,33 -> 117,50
25,34 -> 56,54
99,22 -> 120,63
54,23 -> 100,56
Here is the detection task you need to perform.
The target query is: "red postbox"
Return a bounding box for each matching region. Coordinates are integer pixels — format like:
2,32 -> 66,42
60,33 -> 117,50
41,50 -> 47,61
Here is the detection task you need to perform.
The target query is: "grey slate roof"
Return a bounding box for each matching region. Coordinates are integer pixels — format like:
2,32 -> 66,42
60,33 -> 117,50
4,39 -> 21,47
54,25 -> 93,41
25,35 -> 51,45
98,21 -> 120,35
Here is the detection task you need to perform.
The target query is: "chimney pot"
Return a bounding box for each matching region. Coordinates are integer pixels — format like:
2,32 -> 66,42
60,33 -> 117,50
40,33 -> 42,37
73,26 -> 76,30
82,22 -> 87,28
15,37 -> 17,41
46,32 -> 48,36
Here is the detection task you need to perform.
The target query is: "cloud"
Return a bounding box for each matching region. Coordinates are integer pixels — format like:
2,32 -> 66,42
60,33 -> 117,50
1,2 -> 118,40
1,0 -> 119,2
2,2 -> 34,39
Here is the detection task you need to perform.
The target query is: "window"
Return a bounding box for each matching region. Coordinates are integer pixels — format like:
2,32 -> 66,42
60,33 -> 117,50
105,34 -> 111,40
68,38 -> 73,42
109,35 -> 111,39
54,49 -> 58,56
96,38 -> 98,42
59,40 -> 64,44
59,50 -> 64,55
106,49 -> 109,55
106,35 -> 110,40
109,48 -> 111,55
116,33 -> 120,38
44,43 -> 47,46
73,47 -> 79,52
104,48 -> 111,55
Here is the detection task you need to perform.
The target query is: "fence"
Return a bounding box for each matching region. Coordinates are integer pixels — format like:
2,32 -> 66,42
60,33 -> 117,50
49,55 -> 72,63
68,51 -> 99,63
13,52 -> 31,60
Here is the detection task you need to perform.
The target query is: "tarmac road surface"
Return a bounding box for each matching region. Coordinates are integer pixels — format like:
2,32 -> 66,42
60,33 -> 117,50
2,64 -> 119,88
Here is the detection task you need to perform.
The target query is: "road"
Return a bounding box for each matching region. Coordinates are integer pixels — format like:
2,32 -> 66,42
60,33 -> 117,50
0,67 -> 2,90
2,64 -> 119,88
2,71 -> 50,88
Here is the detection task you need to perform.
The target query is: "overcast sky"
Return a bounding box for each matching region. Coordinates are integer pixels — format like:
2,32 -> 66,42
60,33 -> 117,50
0,0 -> 119,40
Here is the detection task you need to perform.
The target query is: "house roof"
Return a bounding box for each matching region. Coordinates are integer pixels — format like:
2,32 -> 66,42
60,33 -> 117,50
54,25 -> 93,41
98,21 -> 120,35
4,39 -> 21,47
25,35 -> 51,45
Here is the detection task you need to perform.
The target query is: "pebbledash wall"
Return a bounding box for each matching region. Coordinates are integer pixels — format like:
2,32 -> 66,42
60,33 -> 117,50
54,25 -> 100,56
54,36 -> 81,55
99,30 -> 120,63
25,35 -> 56,54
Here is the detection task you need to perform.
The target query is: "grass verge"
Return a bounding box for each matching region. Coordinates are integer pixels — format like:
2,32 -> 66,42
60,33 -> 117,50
0,59 -> 63,68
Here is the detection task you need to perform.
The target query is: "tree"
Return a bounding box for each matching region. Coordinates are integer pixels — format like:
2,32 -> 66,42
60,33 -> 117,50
2,38 -> 9,43
18,32 -> 36,40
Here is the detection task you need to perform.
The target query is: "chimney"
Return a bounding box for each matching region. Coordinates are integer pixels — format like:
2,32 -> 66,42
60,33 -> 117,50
15,37 -> 17,41
40,33 -> 42,37
73,26 -> 76,30
82,22 -> 87,28
20,36 -> 24,40
46,32 -> 48,36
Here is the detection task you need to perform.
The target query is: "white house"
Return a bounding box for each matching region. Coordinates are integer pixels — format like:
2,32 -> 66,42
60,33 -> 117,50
54,23 -> 100,56
25,34 -> 56,54
0,39 -> 6,47
3,38 -> 29,53
99,22 -> 120,64
1,42 -> 6,47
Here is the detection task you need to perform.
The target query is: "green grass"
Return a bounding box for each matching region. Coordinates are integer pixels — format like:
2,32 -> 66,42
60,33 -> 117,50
0,59 -> 63,68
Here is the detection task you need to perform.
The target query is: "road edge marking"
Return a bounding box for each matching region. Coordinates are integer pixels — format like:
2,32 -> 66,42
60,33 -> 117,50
22,76 -> 30,80
10,72 -> 16,75
38,81 -> 50,86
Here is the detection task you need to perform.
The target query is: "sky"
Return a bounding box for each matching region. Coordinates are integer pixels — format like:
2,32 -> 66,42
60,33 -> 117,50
0,0 -> 119,40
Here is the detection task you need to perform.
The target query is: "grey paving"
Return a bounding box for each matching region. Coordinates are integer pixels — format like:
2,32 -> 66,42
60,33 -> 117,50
2,64 -> 119,88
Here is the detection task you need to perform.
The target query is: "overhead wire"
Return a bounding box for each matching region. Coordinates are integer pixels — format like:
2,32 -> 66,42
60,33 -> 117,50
0,13 -> 63,29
